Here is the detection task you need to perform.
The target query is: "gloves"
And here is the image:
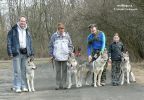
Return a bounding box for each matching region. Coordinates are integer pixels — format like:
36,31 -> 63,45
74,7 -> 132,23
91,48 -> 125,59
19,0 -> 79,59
88,55 -> 92,62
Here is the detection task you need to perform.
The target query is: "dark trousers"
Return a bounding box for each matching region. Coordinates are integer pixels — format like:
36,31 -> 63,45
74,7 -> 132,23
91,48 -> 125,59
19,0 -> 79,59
111,61 -> 122,85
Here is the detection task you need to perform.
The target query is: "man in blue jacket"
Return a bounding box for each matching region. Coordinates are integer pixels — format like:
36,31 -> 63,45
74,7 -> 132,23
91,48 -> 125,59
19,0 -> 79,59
7,17 -> 34,93
87,24 -> 107,86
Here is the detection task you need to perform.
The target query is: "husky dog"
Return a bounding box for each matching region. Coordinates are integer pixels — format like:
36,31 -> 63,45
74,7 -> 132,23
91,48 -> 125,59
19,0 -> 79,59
67,53 -> 79,89
77,62 -> 91,87
121,52 -> 136,85
26,58 -> 37,92
78,49 -> 108,87
92,52 -> 108,87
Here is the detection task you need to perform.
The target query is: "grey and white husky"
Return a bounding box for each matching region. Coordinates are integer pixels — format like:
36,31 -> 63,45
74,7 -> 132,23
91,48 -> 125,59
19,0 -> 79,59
121,52 -> 136,85
67,53 -> 80,89
78,49 -> 108,87
26,58 -> 37,92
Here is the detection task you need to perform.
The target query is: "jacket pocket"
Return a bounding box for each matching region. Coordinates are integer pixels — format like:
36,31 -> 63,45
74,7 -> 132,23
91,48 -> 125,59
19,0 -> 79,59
11,47 -> 19,56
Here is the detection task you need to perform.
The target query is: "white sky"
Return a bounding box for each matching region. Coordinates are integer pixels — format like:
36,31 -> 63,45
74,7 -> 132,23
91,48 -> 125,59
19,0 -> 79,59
0,0 -> 8,15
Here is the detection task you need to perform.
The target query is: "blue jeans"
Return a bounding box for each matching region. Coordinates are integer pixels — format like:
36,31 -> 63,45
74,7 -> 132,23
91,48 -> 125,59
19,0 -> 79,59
12,54 -> 28,90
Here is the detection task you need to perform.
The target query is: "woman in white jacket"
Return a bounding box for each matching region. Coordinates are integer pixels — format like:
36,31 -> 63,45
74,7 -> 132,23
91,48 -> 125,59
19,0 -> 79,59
49,23 -> 73,90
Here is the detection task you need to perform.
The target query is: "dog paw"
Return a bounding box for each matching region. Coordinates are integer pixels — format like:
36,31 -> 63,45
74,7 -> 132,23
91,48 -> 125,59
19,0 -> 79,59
85,82 -> 90,86
32,89 -> 35,92
77,84 -> 82,87
120,83 -> 124,85
131,81 -> 136,83
79,84 -> 82,87
121,82 -> 124,85
98,84 -> 102,87
76,84 -> 82,88
67,85 -> 72,89
76,85 -> 78,88
127,82 -> 130,84
94,84 -> 97,87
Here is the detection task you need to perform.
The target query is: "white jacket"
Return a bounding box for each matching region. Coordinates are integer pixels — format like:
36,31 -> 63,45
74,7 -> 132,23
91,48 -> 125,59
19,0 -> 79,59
49,32 -> 73,61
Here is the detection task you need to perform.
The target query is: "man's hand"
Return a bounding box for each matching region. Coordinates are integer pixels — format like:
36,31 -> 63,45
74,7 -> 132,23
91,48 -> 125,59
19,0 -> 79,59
100,51 -> 103,55
10,54 -> 13,59
30,56 -> 34,61
88,55 -> 92,62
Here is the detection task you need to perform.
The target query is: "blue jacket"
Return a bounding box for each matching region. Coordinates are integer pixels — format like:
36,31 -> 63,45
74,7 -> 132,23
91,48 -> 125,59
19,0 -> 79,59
87,31 -> 106,56
7,24 -> 34,57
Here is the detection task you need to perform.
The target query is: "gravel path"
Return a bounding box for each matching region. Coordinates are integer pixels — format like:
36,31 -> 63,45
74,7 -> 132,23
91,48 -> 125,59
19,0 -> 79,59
0,59 -> 144,100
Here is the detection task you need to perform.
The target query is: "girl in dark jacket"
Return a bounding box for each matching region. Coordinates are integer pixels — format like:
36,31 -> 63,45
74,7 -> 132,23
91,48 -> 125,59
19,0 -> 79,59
109,33 -> 124,86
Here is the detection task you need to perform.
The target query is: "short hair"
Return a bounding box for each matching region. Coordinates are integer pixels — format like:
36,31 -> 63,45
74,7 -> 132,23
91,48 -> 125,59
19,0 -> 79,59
88,24 -> 97,29
19,16 -> 27,21
57,23 -> 65,29
114,33 -> 119,36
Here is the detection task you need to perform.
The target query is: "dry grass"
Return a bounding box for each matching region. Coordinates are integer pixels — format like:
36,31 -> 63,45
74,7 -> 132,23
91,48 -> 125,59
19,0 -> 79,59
131,61 -> 144,84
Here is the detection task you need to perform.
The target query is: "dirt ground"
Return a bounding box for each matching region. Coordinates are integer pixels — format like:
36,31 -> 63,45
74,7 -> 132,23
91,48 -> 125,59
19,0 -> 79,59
0,58 -> 144,100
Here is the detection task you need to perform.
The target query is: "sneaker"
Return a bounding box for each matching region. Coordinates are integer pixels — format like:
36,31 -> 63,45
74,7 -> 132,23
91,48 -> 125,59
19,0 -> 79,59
15,89 -> 22,93
22,88 -> 28,92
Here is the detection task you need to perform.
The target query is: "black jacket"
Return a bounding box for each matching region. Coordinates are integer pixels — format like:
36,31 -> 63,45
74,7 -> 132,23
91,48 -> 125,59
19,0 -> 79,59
109,41 -> 124,61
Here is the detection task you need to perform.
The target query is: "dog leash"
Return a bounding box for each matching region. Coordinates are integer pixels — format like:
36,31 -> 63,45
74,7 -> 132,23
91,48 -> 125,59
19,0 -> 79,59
51,58 -> 55,70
